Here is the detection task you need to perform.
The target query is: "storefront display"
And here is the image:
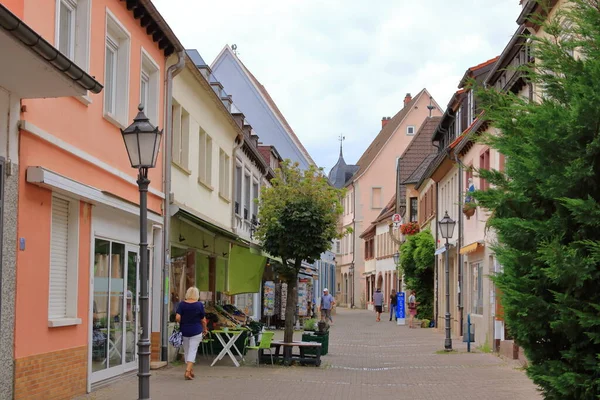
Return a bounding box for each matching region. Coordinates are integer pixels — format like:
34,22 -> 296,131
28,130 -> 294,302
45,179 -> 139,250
263,281 -> 275,317
298,282 -> 308,317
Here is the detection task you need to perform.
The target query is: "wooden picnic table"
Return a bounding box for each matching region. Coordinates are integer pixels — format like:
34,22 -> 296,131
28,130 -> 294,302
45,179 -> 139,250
259,340 -> 322,366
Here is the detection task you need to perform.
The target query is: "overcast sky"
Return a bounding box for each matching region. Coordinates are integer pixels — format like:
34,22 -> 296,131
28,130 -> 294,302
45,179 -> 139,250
153,0 -> 522,172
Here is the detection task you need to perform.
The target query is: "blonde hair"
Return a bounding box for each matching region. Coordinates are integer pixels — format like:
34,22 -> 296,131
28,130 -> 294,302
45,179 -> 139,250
185,287 -> 200,301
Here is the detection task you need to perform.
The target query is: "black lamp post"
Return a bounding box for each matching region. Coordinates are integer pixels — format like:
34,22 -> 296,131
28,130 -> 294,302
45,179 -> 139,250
438,211 -> 456,351
121,105 -> 163,400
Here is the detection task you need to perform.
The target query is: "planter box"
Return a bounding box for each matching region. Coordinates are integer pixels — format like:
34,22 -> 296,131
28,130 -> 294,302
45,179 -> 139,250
301,331 -> 329,355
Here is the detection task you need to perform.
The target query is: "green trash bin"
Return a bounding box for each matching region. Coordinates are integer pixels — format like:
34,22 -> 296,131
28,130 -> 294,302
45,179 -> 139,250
301,331 -> 329,356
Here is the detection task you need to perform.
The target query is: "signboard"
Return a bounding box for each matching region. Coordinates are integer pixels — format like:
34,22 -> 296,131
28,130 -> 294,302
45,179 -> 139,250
392,213 -> 402,228
298,282 -> 308,316
263,281 -> 275,317
395,291 -> 406,325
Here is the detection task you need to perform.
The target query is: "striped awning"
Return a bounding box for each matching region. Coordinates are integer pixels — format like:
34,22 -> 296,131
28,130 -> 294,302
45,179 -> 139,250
460,241 -> 484,255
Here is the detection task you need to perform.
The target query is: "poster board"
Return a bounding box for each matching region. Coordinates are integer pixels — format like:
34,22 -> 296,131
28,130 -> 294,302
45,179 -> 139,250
263,281 -> 275,317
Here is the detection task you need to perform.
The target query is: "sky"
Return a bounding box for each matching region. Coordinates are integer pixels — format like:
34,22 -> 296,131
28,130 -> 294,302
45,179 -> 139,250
153,0 -> 522,173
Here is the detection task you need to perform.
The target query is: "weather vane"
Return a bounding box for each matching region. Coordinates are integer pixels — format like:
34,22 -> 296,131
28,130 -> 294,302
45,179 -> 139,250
232,44 -> 239,56
427,96 -> 436,117
338,134 -> 345,155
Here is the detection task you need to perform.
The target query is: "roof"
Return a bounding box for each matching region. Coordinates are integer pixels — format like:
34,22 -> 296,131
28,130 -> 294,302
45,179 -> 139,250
230,48 -> 315,166
397,116 -> 441,206
404,153 -> 437,185
459,56 -> 499,88
187,49 -> 207,67
131,0 -> 185,56
349,88 -> 432,184
360,195 -> 396,238
328,145 -> 359,188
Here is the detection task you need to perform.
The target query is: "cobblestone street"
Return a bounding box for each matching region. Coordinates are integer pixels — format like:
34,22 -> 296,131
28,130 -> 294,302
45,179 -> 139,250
77,309 -> 540,400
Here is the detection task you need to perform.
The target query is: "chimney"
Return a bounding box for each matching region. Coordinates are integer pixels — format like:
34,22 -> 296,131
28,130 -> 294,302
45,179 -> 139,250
381,116 -> 391,128
404,93 -> 412,108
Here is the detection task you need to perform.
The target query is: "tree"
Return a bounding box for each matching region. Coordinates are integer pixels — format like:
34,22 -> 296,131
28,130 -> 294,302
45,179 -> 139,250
398,230 -> 435,320
473,2 -> 600,398
256,160 -> 345,345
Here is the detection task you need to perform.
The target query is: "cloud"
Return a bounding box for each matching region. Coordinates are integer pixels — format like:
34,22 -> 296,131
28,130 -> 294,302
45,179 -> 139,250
153,0 -> 521,172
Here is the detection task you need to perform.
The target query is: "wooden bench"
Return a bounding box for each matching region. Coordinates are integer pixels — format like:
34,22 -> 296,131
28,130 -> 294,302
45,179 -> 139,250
259,340 -> 322,366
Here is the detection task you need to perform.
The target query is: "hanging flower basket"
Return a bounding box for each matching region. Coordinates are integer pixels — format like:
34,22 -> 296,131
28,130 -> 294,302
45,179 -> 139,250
400,222 -> 420,236
463,202 -> 476,219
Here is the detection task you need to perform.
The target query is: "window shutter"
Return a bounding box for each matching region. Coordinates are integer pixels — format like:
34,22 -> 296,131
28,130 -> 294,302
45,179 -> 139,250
49,197 -> 70,319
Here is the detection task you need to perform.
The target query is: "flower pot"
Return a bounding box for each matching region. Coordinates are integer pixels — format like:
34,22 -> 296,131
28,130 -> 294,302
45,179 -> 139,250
463,204 -> 476,219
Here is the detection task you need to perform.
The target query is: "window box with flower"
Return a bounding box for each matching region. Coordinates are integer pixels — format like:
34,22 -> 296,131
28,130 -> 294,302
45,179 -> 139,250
400,222 -> 420,236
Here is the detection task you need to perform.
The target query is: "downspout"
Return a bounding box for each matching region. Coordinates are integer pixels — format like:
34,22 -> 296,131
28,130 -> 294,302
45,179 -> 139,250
351,181 -> 356,309
161,51 -> 185,362
434,181 -> 439,328
453,150 -> 464,337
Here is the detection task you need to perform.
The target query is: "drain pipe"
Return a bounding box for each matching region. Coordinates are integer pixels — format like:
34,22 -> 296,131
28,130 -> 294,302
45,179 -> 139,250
351,181 -> 356,309
453,151 -> 464,337
161,51 -> 185,362
231,138 -> 243,234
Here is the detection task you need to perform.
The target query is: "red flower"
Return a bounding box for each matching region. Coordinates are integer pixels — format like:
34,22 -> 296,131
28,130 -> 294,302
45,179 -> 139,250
400,222 -> 420,236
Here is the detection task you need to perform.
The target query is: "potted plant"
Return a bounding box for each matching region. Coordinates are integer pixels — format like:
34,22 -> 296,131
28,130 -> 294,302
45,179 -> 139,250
463,202 -> 476,219
400,222 -> 420,236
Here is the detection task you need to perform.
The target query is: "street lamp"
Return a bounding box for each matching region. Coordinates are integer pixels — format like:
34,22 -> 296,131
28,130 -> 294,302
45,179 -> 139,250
393,251 -> 400,265
121,105 -> 163,400
438,211 -> 456,351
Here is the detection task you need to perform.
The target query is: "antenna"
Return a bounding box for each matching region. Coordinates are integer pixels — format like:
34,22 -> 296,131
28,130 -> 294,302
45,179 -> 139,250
427,95 -> 436,117
231,44 -> 239,56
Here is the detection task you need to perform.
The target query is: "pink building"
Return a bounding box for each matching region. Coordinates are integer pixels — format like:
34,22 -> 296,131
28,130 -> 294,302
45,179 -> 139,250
331,90 -> 441,308
9,1 -> 183,398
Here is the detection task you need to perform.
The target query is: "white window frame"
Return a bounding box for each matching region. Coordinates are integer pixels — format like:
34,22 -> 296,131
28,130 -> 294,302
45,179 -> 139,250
55,0 -> 92,104
251,177 -> 259,220
218,149 -> 230,200
103,10 -> 130,128
140,48 -> 160,125
243,171 -> 251,220
57,0 -> 76,59
48,194 -> 81,327
455,107 -> 462,137
406,125 -> 416,135
234,161 -> 242,215
198,128 -> 212,187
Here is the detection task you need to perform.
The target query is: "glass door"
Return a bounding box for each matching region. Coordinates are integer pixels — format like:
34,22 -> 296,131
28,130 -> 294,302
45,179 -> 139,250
91,239 -> 139,383
123,248 -> 139,370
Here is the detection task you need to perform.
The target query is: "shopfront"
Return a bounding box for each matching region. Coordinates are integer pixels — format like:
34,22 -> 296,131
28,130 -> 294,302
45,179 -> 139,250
90,205 -> 161,385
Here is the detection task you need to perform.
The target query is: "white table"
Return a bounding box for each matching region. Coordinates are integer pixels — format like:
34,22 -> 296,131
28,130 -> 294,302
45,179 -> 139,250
210,329 -> 246,367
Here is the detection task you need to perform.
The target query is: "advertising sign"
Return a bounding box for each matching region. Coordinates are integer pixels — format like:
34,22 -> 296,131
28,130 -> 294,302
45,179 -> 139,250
298,282 -> 308,316
396,291 -> 406,325
263,281 -> 275,317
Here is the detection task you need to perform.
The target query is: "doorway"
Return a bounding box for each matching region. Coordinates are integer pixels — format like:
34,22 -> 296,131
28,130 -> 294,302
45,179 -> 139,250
91,239 -> 140,383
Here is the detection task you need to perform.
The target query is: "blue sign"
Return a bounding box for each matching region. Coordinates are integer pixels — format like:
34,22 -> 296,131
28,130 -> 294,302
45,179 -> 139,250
396,292 -> 406,320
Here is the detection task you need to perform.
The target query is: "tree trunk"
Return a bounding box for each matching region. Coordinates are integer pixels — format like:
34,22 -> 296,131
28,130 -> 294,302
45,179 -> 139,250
284,269 -> 299,344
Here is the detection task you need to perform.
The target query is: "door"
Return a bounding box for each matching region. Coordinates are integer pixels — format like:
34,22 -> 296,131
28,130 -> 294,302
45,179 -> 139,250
91,240 -> 139,383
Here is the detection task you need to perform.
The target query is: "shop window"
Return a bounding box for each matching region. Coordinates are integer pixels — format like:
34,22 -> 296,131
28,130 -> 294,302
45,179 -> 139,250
48,194 -> 80,326
170,247 -> 197,320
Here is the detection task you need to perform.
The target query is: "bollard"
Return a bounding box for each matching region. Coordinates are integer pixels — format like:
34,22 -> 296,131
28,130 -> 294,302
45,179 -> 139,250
467,314 -> 471,353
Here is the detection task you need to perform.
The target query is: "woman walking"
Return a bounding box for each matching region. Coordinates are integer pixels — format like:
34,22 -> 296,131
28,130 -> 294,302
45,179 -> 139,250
175,287 -> 207,380
408,290 -> 418,328
389,289 -> 397,321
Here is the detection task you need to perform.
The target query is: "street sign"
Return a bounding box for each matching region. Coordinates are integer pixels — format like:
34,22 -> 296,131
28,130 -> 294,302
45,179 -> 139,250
392,213 -> 402,228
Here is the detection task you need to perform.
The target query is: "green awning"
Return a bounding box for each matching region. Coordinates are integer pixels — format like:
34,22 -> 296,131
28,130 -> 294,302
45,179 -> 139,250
175,207 -> 237,240
226,245 -> 266,295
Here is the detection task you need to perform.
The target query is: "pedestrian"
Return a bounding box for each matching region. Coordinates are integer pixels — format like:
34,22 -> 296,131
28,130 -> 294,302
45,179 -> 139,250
175,286 -> 207,380
389,289 -> 397,321
320,288 -> 335,325
408,290 -> 419,328
373,288 -> 384,322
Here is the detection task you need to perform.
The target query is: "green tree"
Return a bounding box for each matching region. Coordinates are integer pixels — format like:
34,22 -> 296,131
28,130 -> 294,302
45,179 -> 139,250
399,230 -> 435,320
473,2 -> 600,398
256,160 -> 345,344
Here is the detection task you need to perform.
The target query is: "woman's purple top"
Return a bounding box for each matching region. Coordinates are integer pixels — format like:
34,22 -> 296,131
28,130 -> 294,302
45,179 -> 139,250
176,301 -> 205,337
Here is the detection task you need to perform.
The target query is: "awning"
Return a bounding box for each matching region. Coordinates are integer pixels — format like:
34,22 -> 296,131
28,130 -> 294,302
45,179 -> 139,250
0,4 -> 102,97
226,245 -> 266,295
460,241 -> 484,255
363,270 -> 376,276
174,206 -> 237,240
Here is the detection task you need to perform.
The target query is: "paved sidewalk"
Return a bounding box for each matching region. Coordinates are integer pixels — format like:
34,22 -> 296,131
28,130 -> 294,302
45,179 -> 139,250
77,309 -> 541,400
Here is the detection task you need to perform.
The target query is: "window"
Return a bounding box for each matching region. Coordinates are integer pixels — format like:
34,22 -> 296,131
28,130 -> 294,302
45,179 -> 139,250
371,187 -> 382,209
104,11 -> 130,126
455,107 -> 462,137
219,149 -> 230,199
471,261 -> 483,315
409,197 -> 418,222
56,0 -> 91,75
197,128 -> 212,185
480,149 -> 491,190
252,180 -> 259,220
406,125 -> 416,135
172,102 -> 190,171
467,90 -> 475,123
243,173 -> 251,220
234,164 -> 242,215
49,195 -> 81,326
140,50 -> 159,124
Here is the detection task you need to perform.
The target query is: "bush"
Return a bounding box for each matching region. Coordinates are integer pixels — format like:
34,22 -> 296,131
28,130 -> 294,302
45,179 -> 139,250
399,230 -> 435,320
